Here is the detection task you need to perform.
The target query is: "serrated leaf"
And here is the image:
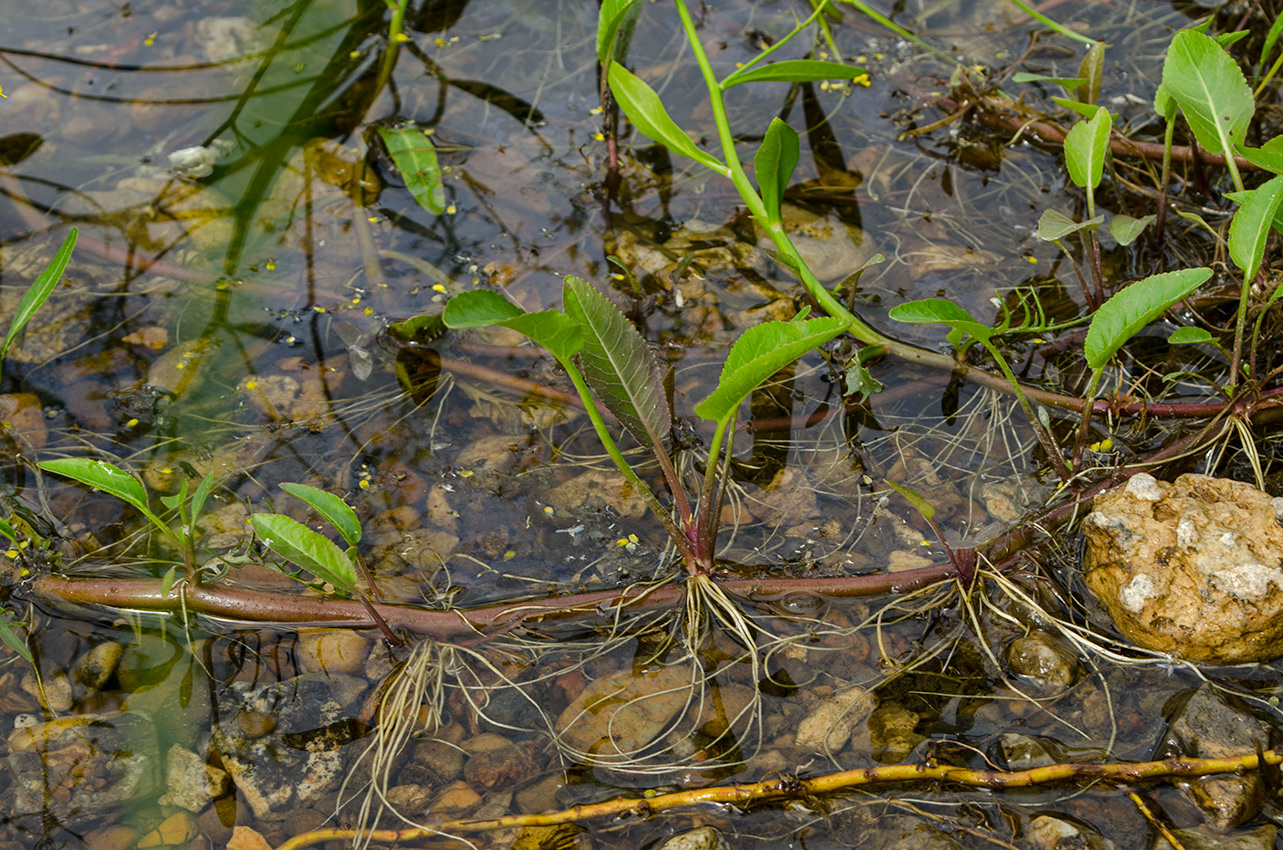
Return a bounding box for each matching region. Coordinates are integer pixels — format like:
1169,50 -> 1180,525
377,126 -> 446,216
1084,267 -> 1213,370
1109,213 -> 1156,246
1229,175 -> 1283,282
754,118 -> 799,226
607,61 -> 726,173
597,0 -> 642,65
1168,326 -> 1216,345
1,228 -> 77,365
885,480 -> 935,521
39,458 -> 151,518
1064,107 -> 1110,201
1037,209 -> 1104,241
722,59 -> 870,89
251,513 -> 357,594
695,318 -> 845,423
281,483 -> 362,548
1161,30 -> 1254,165
563,276 -> 670,453
888,298 -> 994,344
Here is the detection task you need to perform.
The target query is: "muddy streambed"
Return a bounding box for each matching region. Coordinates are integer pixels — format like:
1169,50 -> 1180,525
0,0 -> 1281,848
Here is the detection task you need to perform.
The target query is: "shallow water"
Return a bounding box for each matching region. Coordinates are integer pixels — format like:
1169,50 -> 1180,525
0,0 -> 1279,848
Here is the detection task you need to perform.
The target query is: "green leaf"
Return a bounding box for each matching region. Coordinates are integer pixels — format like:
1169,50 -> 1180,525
888,298 -> 994,344
1153,83 -> 1177,122
1161,30 -> 1254,165
885,480 -> 935,521
1076,41 -> 1105,105
1084,267 -> 1213,370
597,0 -> 642,65
1012,72 -> 1085,89
160,565 -> 180,597
562,277 -> 671,454
281,483 -> 362,548
377,125 -> 446,216
1,228 -> 77,365
1051,96 -> 1104,120
1237,139 -> 1283,174
1064,107 -> 1110,204
39,458 -> 152,519
695,318 -> 845,423
1109,213 -> 1156,246
607,61 -> 726,173
0,517 -> 15,547
1260,14 -> 1283,75
388,314 -> 447,344
443,290 -> 525,327
722,59 -> 870,89
251,513 -> 357,594
1229,175 -> 1283,282
0,612 -> 31,664
443,291 -> 585,361
1168,326 -> 1216,345
1036,209 -> 1104,241
754,118 -> 800,226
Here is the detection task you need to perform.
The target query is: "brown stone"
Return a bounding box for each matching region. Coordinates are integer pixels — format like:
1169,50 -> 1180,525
226,826 -> 273,850
463,742 -> 542,789
84,825 -> 140,850
294,629 -> 371,676
1082,473 -> 1283,662
431,781 -> 482,814
137,812 -> 196,847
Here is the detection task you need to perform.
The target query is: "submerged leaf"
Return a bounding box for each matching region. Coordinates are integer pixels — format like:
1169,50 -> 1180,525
695,318 -> 845,423
2,228 -> 77,366
1084,268 -> 1213,370
563,277 -> 671,455
377,125 -> 446,215
251,513 -> 357,594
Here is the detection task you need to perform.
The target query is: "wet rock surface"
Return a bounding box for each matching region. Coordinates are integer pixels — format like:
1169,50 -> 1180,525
1158,684 -> 1271,830
7,712 -> 159,826
1082,473 -> 1283,662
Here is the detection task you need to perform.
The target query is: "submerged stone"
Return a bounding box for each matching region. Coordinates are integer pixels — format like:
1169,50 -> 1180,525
1081,473 -> 1283,663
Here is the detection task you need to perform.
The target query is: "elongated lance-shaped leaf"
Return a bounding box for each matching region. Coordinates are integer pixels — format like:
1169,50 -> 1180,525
1076,42 -> 1105,105
597,0 -> 641,65
1064,107 -> 1110,216
1036,209 -> 1104,241
1261,14 -> 1283,78
722,60 -> 870,89
1169,327 -> 1216,345
0,613 -> 31,664
1229,175 -> 1283,283
251,513 -> 357,594
1162,31 -> 1253,184
1084,268 -> 1213,370
754,118 -> 800,227
695,318 -> 845,423
38,458 -> 153,522
1,228 -> 77,365
607,61 -> 726,174
377,126 -> 446,216
281,483 -> 362,548
444,290 -> 584,361
888,298 -> 994,344
885,480 -> 935,520
563,277 -> 670,455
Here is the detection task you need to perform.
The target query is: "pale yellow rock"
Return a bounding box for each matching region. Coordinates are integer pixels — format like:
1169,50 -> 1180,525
295,629 -> 371,676
795,685 -> 877,753
226,826 -> 274,850
137,812 -> 195,848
